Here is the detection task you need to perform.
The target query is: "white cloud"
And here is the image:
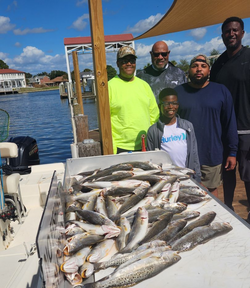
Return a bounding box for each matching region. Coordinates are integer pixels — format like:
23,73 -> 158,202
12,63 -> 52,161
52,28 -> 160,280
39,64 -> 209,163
0,16 -> 15,34
125,13 -> 163,34
76,0 -> 87,6
13,27 -> 54,35
189,28 -> 207,40
5,46 -> 66,74
15,42 -> 21,47
69,14 -> 89,31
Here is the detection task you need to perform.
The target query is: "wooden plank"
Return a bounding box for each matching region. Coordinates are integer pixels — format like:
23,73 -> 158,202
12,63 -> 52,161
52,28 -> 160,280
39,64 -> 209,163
88,0 -> 113,155
72,51 -> 84,115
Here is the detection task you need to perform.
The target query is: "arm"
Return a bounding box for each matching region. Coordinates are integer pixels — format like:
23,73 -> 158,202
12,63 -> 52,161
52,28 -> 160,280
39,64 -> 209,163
220,87 -> 238,161
146,125 -> 158,151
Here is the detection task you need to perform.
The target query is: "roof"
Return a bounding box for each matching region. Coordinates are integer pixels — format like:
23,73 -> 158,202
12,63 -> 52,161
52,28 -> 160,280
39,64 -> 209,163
0,69 -> 25,74
51,76 -> 68,82
64,34 -> 134,46
134,0 -> 250,40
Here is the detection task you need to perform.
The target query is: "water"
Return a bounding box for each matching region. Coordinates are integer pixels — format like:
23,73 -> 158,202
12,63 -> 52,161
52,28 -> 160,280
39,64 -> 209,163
0,90 -> 98,164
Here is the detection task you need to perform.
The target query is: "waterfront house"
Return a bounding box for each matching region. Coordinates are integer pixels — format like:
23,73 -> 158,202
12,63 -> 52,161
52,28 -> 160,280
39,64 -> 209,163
0,69 -> 26,94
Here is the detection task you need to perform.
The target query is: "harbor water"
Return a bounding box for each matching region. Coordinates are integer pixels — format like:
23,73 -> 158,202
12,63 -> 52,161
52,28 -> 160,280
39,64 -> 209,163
0,90 -> 98,164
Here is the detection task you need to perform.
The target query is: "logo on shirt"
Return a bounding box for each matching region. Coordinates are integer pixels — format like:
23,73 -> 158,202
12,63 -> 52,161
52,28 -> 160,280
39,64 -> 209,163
162,133 -> 186,143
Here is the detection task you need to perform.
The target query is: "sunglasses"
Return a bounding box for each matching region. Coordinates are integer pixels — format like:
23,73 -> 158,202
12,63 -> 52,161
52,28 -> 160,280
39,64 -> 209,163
119,58 -> 136,65
161,101 -> 179,107
152,51 -> 170,57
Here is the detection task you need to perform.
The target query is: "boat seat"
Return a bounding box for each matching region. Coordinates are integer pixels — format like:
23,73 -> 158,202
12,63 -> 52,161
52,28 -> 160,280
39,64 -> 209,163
0,142 -> 26,223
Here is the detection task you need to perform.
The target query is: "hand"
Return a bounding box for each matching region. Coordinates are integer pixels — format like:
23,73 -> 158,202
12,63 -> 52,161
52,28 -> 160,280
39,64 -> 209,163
224,156 -> 236,171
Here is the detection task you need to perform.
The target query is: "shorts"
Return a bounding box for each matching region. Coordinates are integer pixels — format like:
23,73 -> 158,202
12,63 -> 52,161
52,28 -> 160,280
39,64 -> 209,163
238,134 -> 250,182
200,164 -> 222,190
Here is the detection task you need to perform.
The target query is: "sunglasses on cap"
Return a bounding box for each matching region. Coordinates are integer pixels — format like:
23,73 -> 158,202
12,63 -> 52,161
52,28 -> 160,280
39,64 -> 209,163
118,58 -> 136,65
152,51 -> 170,57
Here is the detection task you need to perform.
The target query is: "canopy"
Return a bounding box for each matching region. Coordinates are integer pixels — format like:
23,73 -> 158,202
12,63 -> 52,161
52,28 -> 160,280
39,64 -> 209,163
134,0 -> 250,40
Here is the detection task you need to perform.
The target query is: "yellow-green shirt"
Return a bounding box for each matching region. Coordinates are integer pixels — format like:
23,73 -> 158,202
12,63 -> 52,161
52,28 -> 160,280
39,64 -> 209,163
108,75 -> 159,153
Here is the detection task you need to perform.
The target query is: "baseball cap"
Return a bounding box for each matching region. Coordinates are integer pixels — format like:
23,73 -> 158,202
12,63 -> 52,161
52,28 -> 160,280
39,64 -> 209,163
190,54 -> 210,67
117,46 -> 137,60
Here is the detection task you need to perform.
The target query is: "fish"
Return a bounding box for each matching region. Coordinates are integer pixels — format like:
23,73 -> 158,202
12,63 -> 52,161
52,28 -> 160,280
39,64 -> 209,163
103,186 -> 136,197
179,185 -> 207,197
71,189 -> 102,202
79,262 -> 95,278
151,219 -> 187,243
116,216 -> 131,251
87,239 -> 115,263
168,211 -> 216,246
139,212 -> 173,245
122,161 -> 162,171
63,233 -> 104,255
148,179 -> 173,195
82,194 -> 98,211
172,210 -> 200,221
150,183 -> 171,207
84,250 -> 181,288
83,179 -> 146,189
116,245 -> 171,271
65,223 -> 84,237
105,196 -> 119,221
118,182 -> 150,216
64,272 -> 83,286
131,174 -> 165,185
163,202 -> 188,214
95,192 -> 108,216
76,209 -> 117,227
168,181 -> 180,203
95,171 -> 134,182
171,222 -> 233,252
71,220 -> 121,238
82,163 -> 133,182
121,207 -> 149,253
60,246 -> 91,273
177,191 -> 207,204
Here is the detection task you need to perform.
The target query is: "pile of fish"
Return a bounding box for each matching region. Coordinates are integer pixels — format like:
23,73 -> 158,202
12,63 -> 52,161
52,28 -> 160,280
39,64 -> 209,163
60,161 -> 233,287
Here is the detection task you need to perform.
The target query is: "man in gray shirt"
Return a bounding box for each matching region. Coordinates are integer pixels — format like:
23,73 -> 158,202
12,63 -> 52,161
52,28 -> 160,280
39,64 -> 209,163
137,41 -> 187,103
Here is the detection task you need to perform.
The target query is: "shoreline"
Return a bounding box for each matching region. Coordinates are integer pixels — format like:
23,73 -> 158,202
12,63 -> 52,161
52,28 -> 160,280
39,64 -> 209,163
18,87 -> 59,94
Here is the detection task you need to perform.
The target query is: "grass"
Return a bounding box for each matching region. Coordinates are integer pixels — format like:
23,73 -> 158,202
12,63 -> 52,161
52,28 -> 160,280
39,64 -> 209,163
18,86 -> 59,93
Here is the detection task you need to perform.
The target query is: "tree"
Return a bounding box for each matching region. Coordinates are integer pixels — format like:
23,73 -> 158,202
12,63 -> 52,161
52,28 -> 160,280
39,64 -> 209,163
36,72 -> 49,76
49,70 -> 68,80
144,63 -> 151,69
0,59 -> 9,69
171,60 -> 178,66
177,59 -> 189,73
209,49 -> 220,66
107,65 -> 117,80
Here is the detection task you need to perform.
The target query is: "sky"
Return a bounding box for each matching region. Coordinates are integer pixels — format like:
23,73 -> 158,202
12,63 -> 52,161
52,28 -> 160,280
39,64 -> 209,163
0,0 -> 250,76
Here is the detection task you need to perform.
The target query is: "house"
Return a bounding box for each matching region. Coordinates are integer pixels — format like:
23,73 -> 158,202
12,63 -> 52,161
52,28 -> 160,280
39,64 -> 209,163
0,68 -> 26,94
51,76 -> 68,86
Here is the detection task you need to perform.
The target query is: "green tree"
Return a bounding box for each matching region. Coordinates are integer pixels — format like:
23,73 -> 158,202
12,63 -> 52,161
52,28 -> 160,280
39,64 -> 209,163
144,63 -> 151,69
177,59 -> 189,73
209,49 -> 220,66
49,70 -> 67,80
36,72 -> 49,76
171,60 -> 177,66
107,65 -> 117,80
0,59 -> 9,69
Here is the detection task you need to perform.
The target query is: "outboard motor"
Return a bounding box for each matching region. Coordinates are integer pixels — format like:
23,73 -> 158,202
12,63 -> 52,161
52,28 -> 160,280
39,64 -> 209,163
7,136 -> 40,174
